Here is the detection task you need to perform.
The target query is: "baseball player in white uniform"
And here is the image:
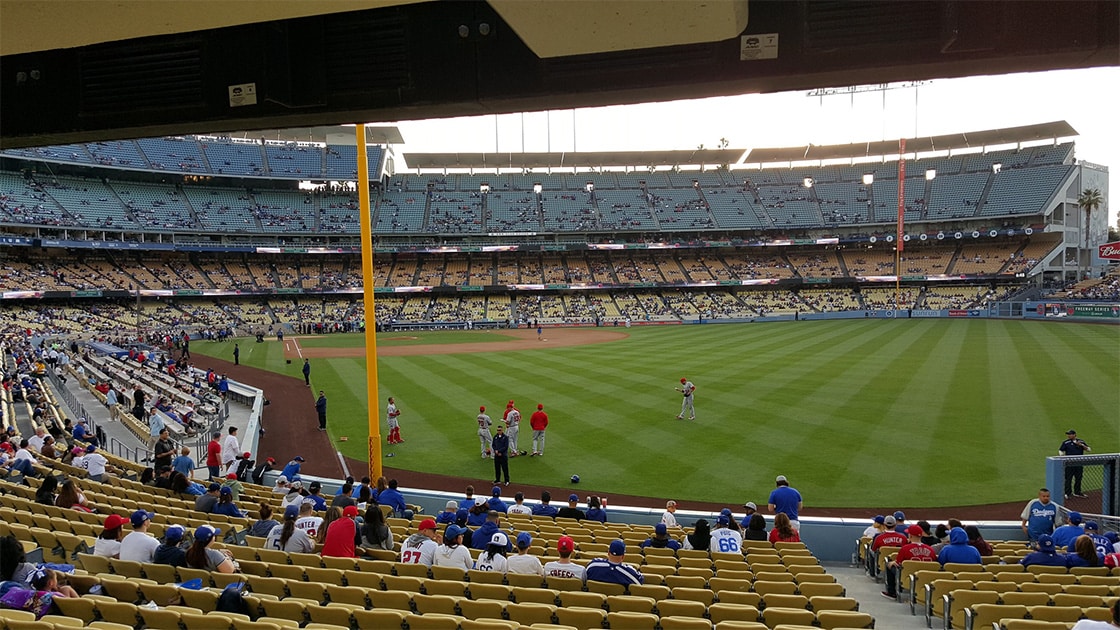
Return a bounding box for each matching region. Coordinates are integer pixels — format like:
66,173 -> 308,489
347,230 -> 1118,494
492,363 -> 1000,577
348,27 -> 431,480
676,377 -> 696,420
386,397 -> 402,444
504,402 -> 522,457
476,406 -> 493,458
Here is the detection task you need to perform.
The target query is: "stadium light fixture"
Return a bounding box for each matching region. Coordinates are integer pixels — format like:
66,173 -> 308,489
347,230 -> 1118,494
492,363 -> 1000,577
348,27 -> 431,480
862,174 -> 874,185
992,163 -> 1001,174
802,177 -> 813,188
925,168 -> 937,180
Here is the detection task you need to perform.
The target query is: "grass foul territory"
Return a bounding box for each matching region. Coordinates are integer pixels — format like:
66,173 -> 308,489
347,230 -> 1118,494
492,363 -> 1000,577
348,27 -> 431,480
194,319 -> 1118,508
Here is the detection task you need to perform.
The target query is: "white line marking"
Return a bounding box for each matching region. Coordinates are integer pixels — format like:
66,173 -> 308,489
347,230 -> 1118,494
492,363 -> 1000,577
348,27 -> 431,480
294,338 -> 303,358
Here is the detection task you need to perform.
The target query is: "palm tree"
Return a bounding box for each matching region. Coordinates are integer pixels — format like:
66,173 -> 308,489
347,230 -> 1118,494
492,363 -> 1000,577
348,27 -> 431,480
1077,188 -> 1103,279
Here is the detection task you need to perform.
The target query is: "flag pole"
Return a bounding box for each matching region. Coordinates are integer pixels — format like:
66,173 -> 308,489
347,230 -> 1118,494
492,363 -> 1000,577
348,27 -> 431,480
355,124 -> 383,479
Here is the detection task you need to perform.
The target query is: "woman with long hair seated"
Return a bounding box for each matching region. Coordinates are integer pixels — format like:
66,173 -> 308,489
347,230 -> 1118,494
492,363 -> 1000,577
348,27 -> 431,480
184,525 -> 237,573
266,505 -> 315,553
93,514 -> 127,558
768,512 -> 801,543
55,478 -> 93,512
360,504 -> 394,551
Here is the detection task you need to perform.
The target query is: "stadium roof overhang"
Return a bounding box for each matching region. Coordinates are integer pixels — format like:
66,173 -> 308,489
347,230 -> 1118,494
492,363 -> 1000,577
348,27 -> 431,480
0,1 -> 1116,148
746,121 -> 1079,164
403,149 -> 747,170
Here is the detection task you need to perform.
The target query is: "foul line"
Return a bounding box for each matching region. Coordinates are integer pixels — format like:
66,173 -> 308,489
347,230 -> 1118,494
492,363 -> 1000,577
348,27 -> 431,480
293,338 -> 303,358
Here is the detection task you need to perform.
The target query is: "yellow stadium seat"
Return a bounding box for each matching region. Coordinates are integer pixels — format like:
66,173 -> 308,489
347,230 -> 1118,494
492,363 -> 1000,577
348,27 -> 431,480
815,610 -> 874,629
656,599 -> 707,618
554,605 -> 607,630
707,603 -> 761,625
351,609 -> 408,628
658,616 -> 714,630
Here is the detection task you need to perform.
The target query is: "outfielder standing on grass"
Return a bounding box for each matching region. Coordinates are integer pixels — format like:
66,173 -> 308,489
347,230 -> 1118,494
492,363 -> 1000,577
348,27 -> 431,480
530,403 -> 549,456
504,401 -> 522,457
676,377 -> 696,421
476,406 -> 493,458
386,397 -> 402,444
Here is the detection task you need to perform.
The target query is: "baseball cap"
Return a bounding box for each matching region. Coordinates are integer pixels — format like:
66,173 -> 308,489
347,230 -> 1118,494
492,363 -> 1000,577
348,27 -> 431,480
873,515 -> 885,524
445,524 -> 466,539
516,532 -> 532,548
1066,429 -> 1077,435
894,511 -> 906,521
455,509 -> 469,522
680,378 -> 687,383
1104,531 -> 1119,544
446,500 -> 459,510
276,476 -> 289,484
474,496 -> 487,506
1037,534 -> 1055,552
242,452 -> 251,459
1084,521 -> 1100,531
290,480 -> 303,490
226,473 -> 237,479
220,486 -> 233,496
130,510 -> 154,527
568,494 -> 579,503
480,406 -> 486,412
654,523 -> 667,536
164,524 -> 185,543
884,515 -> 897,527
717,514 -> 730,526
490,532 -> 509,547
85,444 -> 97,453
266,457 -> 276,464
744,502 -> 757,511
194,525 -> 221,542
343,505 -> 359,518
208,483 -> 221,492
1068,512 -> 1082,524
720,508 -> 732,517
537,404 -> 543,410
0,443 -> 12,453
906,524 -> 924,537
103,514 -> 126,530
70,446 -> 82,456
293,456 -> 305,462
492,486 -> 502,496
608,539 -> 626,556
775,475 -> 787,483
557,536 -> 575,553
284,504 -> 300,519
419,518 -> 437,532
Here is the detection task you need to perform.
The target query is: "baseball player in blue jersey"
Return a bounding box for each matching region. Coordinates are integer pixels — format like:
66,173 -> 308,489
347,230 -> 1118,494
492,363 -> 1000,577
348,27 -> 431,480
675,378 -> 696,420
476,406 -> 493,458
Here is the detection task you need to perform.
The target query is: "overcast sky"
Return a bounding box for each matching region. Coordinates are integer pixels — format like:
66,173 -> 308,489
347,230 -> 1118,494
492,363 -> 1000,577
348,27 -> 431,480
388,66 -> 1118,226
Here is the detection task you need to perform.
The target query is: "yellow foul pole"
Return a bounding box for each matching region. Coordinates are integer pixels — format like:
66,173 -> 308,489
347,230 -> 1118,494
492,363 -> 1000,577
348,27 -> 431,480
355,124 -> 383,479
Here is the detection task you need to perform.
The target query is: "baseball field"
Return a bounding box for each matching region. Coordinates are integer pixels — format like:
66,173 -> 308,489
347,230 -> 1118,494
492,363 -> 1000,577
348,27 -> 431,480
194,319 -> 1118,509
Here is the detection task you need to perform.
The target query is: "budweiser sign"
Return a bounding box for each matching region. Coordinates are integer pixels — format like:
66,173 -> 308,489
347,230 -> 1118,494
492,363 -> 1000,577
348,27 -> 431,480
1099,241 -> 1120,260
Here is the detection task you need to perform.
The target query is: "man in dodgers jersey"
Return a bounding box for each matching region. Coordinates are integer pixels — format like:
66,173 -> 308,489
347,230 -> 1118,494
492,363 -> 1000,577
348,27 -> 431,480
675,377 -> 696,420
1020,488 -> 1057,543
400,519 -> 440,566
504,401 -> 522,456
709,514 -> 742,553
386,397 -> 402,444
476,406 -> 493,458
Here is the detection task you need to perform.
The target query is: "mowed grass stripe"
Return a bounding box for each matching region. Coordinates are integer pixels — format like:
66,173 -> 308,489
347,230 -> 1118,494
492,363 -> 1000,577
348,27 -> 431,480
1016,321 -> 1118,421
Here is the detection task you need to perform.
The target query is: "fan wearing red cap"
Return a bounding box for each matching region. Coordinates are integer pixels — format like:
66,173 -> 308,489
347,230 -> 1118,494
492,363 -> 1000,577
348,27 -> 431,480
322,504 -> 360,558
882,524 -> 937,599
251,457 -> 276,485
529,403 -> 549,456
399,519 -> 440,567
94,514 -> 127,558
675,378 -> 696,421
476,405 -> 493,459
543,535 -> 586,580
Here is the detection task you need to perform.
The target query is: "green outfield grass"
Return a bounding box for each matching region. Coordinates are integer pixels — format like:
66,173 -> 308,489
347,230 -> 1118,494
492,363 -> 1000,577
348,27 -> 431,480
195,320 -> 1119,508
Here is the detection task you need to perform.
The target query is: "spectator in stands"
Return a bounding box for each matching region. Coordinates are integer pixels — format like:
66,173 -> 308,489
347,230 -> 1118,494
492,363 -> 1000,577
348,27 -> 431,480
682,519 -> 710,551
399,518 -> 439,566
434,524 -> 474,572
744,514 -> 768,541
27,427 -> 47,453
205,431 -> 222,480
267,504 -> 315,553
273,475 -> 292,495
39,436 -> 57,460
543,535 -> 585,581
475,532 -> 510,574
94,514 -> 127,558
661,500 -> 679,528
871,515 -> 907,553
222,473 -> 244,502
0,536 -> 36,584
322,505 -> 360,558
295,502 -> 323,540
212,487 -> 243,518
221,426 -> 240,476
1020,487 -> 1058,543
917,521 -> 940,546
27,567 -> 79,599
56,478 -> 93,512
641,523 -> 682,551
359,504 -> 393,551
964,525 -> 993,557
169,471 -> 204,495
316,507 -> 343,546
768,474 -> 803,531
171,447 -> 194,478
329,481 -> 354,507
34,476 -> 58,505
185,525 -> 237,573
0,442 -> 34,478
147,409 -> 164,454
71,419 -> 90,443
82,444 -> 117,483
586,539 -> 644,586
436,500 -> 459,525
195,483 -> 221,513
251,456 -> 275,485
937,526 -> 982,565
532,491 -> 558,518
152,466 -> 173,490
585,496 -> 607,523
487,485 -> 508,513
508,532 -> 545,577
153,525 -> 187,568
739,501 -> 759,529
281,481 -> 307,511
882,525 -> 937,599
119,510 -> 159,562
13,438 -> 39,470
1066,535 -> 1104,568
1051,511 -> 1085,549
249,504 -> 279,538
139,468 -> 155,486
769,512 -> 801,543
279,456 -> 305,482
505,492 -> 531,517
1019,534 -> 1068,568
557,494 -> 586,521
377,479 -> 412,519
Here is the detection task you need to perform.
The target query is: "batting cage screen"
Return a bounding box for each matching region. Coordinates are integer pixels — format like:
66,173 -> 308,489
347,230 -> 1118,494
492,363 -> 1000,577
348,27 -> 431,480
1046,453 -> 1120,532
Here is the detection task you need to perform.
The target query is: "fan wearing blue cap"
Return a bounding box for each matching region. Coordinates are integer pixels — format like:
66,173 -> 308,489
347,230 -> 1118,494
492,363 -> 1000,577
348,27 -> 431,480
1019,534 -> 1068,567
1083,521 -> 1113,558
709,512 -> 743,554
186,525 -> 236,573
892,511 -> 908,533
557,494 -> 586,521
585,539 -> 645,586
507,532 -> 545,577
265,504 -> 315,553
119,510 -> 159,562
434,524 -> 474,572
640,523 -> 681,551
1051,511 -> 1084,549
487,486 -> 508,513
153,524 -> 187,567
